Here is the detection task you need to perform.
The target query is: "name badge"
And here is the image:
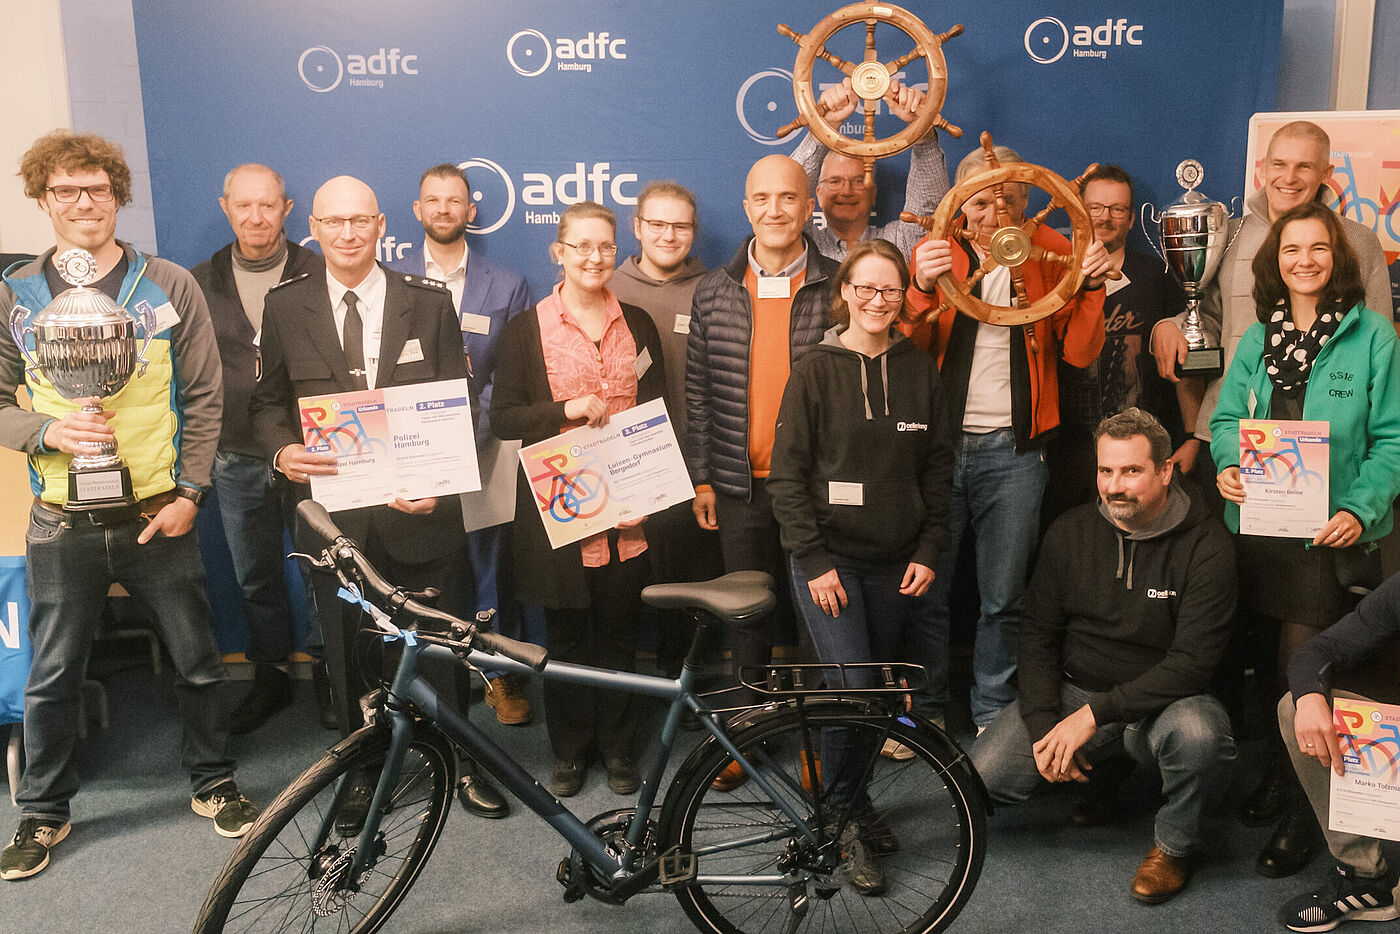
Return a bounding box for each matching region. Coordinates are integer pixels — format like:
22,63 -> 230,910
757,276 -> 791,299
460,312 -> 491,335
141,300 -> 180,333
396,338 -> 425,364
633,346 -> 653,380
674,314 -> 691,335
828,481 -> 864,506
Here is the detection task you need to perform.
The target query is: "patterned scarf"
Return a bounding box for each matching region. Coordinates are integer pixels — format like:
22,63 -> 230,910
1263,298 -> 1345,393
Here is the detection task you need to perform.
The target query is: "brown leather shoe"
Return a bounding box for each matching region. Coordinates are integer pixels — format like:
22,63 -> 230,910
712,760 -> 748,792
485,673 -> 532,725
1131,846 -> 1190,904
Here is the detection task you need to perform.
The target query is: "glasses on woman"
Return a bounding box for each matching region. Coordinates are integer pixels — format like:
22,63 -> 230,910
848,283 -> 905,303
45,185 -> 115,203
559,240 -> 619,258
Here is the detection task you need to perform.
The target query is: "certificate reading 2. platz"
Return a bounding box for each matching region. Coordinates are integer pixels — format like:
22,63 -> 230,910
299,378 -> 482,512
519,397 -> 695,550
1238,418 -> 1330,538
1330,697 -> 1400,842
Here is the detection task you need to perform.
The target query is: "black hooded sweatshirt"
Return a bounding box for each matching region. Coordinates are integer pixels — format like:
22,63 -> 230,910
769,325 -> 953,578
1018,477 -> 1237,742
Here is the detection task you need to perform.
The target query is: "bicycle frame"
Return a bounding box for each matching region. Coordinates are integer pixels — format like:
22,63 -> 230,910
335,618 -> 822,898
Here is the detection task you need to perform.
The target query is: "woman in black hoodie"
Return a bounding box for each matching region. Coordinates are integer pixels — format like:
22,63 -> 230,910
769,239 -> 954,890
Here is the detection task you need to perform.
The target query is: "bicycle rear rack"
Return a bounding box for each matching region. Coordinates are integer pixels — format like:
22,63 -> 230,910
738,662 -> 928,698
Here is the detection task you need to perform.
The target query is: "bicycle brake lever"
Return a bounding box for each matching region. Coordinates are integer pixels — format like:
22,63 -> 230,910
287,550 -> 335,570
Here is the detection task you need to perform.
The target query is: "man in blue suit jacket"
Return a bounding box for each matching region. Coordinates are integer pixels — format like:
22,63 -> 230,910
396,163 -> 537,726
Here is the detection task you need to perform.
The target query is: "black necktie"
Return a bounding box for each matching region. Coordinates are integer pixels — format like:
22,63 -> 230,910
343,290 -> 368,390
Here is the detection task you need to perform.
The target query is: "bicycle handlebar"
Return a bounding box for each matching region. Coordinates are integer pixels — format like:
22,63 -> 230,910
296,500 -> 548,672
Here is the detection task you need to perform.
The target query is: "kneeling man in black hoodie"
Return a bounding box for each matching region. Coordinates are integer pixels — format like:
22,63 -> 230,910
969,407 -> 1237,905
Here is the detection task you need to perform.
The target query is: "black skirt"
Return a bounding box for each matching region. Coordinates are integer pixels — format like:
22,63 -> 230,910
1238,534 -> 1377,630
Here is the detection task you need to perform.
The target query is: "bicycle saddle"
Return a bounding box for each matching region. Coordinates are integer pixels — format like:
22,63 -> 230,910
641,571 -> 775,620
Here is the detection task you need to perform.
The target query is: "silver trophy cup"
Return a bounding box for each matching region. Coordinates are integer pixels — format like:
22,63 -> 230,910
9,249 -> 156,509
1142,160 -> 1236,380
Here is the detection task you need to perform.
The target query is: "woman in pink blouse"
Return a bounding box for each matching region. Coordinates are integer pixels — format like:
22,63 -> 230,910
491,202 -> 666,798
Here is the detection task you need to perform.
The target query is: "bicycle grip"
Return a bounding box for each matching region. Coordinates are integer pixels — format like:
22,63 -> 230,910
473,630 -> 548,672
297,499 -> 345,550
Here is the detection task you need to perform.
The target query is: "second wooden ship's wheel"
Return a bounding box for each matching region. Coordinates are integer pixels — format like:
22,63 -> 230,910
900,131 -> 1116,338
775,2 -> 964,187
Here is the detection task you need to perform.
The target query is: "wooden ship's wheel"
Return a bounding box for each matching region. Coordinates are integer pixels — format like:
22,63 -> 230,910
900,131 -> 1117,340
775,3 -> 964,187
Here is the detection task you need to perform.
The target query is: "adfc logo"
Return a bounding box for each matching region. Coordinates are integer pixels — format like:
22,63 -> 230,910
297,45 -> 420,92
735,68 -> 797,146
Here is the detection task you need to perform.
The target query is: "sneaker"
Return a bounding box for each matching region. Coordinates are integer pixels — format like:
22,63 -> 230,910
1279,864 -> 1399,932
0,819 -> 70,881
881,738 -> 916,761
484,673 -> 533,726
858,808 -> 900,856
192,781 -> 260,838
833,822 -> 886,896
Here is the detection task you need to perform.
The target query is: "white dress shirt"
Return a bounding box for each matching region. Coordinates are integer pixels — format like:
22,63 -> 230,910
423,242 -> 468,314
327,264 -> 387,388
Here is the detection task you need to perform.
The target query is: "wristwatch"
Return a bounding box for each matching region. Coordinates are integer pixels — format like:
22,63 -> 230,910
174,485 -> 208,508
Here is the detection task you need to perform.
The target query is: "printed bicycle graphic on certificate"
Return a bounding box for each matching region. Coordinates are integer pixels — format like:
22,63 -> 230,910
301,403 -> 391,459
1239,425 -> 1326,492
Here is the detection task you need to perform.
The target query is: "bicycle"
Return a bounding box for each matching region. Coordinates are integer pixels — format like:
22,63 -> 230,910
193,500 -> 989,934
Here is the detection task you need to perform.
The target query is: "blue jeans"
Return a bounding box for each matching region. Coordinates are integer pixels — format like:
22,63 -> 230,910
970,682 -> 1236,857
19,503 -> 234,820
907,428 -> 1046,725
790,554 -> 928,805
212,451 -> 298,664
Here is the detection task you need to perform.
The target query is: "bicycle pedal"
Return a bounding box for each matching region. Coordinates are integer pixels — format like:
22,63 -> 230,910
556,857 -> 587,903
657,846 -> 697,886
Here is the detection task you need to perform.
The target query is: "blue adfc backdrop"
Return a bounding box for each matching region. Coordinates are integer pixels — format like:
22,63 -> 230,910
128,0 -> 1282,652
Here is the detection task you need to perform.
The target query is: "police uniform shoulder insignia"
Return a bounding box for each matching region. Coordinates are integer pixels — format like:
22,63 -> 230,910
269,272 -> 312,291
405,275 -> 448,291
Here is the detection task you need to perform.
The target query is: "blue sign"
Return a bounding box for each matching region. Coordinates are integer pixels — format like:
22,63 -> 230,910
131,2 -> 1281,300
0,556 -> 31,726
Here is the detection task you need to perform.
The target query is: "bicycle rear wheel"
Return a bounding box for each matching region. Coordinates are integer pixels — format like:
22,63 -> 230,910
659,703 -> 985,934
193,722 -> 456,933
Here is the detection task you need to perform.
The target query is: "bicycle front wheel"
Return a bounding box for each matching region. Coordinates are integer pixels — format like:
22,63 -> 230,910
193,723 -> 456,934
659,703 -> 986,934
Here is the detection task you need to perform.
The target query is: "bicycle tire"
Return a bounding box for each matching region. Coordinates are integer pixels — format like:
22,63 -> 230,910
659,703 -> 986,934
193,722 -> 456,934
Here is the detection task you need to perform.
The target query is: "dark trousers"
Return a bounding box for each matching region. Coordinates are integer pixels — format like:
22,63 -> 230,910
310,527 -> 469,739
714,481 -> 797,696
647,501 -> 724,675
542,551 -> 644,761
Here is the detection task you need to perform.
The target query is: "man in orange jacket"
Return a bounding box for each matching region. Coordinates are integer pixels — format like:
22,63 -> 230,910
903,143 -> 1111,729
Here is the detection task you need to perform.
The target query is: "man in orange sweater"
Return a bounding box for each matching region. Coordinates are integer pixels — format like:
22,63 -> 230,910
904,144 -> 1112,730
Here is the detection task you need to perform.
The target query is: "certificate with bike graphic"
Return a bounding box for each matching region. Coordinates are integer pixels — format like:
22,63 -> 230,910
1238,419 -> 1329,538
519,397 -> 694,549
1329,697 -> 1400,841
298,378 -> 481,512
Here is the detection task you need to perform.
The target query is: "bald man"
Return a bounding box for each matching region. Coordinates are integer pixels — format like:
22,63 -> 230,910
685,155 -> 839,704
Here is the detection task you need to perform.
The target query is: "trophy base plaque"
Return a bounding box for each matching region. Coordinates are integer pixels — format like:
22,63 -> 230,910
66,464 -> 137,511
1175,346 -> 1224,382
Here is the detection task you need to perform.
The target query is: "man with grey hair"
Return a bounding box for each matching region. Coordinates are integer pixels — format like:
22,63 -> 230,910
791,76 -> 949,262
969,407 -> 1237,904
193,163 -> 326,735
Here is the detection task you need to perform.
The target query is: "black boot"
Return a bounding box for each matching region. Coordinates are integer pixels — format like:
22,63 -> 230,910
311,659 -> 338,731
229,664 -> 293,735
1256,797 -> 1323,878
1240,737 -> 1293,826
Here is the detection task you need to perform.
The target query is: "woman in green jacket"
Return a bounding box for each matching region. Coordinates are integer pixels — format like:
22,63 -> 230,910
1210,200 -> 1400,880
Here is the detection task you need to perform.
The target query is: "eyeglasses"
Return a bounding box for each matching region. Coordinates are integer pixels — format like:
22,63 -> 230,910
818,176 -> 868,191
848,284 -> 905,303
312,214 -> 380,231
637,218 -> 695,236
558,240 -> 618,258
1086,203 -> 1131,219
45,185 -> 114,203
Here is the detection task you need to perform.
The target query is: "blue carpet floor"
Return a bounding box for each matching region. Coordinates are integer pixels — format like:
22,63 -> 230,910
1,661 -> 1396,934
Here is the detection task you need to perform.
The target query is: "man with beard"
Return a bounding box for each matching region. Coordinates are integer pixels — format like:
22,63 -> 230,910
396,163 -> 535,729
969,407 -> 1237,904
